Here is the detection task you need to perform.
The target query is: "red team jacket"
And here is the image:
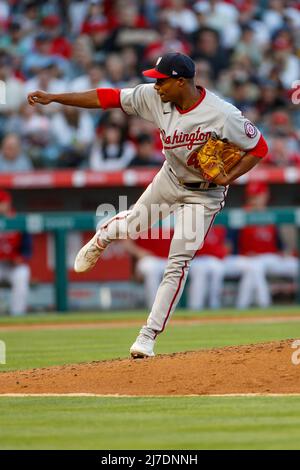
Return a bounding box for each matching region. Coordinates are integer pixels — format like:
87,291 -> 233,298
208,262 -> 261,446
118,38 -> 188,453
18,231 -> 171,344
0,231 -> 23,262
134,226 -> 229,259
237,225 -> 280,256
0,231 -> 32,264
134,225 -> 282,259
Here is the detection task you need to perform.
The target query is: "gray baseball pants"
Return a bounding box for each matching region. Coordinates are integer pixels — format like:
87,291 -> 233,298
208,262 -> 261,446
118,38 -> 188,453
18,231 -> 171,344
99,162 -> 227,338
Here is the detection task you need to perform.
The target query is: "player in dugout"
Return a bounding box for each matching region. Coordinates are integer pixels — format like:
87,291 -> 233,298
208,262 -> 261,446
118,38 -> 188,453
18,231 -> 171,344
0,190 -> 32,316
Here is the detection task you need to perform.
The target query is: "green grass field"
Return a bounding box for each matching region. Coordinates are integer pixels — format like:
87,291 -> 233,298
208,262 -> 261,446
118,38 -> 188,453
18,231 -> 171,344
0,306 -> 300,450
1,396 -> 300,450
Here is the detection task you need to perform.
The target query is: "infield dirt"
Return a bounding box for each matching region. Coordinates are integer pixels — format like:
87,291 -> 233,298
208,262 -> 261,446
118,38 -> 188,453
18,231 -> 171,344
0,339 -> 299,396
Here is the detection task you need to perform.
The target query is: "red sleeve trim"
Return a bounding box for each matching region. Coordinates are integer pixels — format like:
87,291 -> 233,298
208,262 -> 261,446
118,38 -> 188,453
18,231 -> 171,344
247,134 -> 268,158
96,88 -> 121,110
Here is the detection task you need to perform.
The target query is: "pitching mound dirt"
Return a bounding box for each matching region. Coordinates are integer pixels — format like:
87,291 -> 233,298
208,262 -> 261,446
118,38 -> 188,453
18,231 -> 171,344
0,340 -> 299,396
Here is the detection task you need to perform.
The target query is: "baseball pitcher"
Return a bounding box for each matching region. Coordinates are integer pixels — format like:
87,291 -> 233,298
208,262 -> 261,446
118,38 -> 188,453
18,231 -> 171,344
28,52 -> 268,358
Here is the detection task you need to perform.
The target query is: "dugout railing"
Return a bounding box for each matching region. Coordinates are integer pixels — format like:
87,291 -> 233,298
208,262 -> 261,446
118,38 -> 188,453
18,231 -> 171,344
0,208 -> 299,311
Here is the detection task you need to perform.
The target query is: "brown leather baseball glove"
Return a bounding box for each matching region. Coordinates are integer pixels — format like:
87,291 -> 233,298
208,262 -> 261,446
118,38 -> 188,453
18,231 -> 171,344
196,134 -> 243,182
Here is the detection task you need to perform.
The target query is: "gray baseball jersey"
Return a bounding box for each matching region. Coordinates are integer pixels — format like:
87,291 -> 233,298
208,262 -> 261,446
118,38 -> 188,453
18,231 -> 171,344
98,84 -> 261,337
121,84 -> 261,182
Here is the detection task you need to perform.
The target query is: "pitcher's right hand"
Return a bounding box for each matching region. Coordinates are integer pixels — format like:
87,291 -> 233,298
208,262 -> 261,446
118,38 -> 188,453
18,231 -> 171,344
28,90 -> 53,106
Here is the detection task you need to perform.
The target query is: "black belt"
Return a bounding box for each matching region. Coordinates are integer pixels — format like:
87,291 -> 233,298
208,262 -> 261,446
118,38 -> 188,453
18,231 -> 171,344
169,168 -> 217,190
182,181 -> 217,190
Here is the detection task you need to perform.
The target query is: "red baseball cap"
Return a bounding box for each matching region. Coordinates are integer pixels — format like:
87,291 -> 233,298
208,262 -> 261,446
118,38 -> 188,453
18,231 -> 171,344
42,15 -> 61,28
273,37 -> 291,50
246,182 -> 269,197
0,189 -> 12,204
143,52 -> 195,79
271,111 -> 289,125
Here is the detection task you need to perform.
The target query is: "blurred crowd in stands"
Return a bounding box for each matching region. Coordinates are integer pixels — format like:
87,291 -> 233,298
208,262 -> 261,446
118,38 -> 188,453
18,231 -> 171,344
0,0 -> 299,171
